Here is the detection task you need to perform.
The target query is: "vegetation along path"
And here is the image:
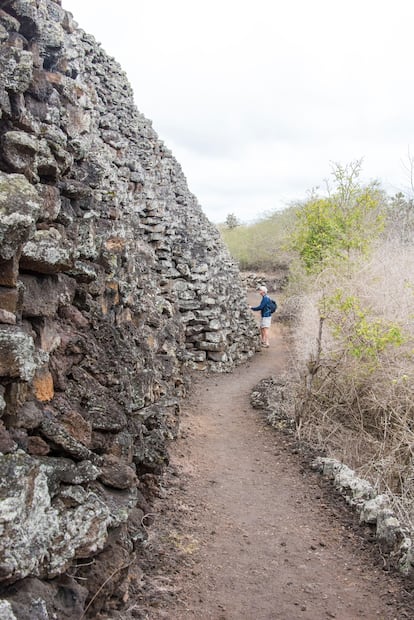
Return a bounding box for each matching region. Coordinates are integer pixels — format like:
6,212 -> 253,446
136,314 -> 412,619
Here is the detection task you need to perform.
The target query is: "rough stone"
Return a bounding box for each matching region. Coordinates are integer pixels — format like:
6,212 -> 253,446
0,0 -> 259,614
0,286 -> 20,313
36,184 -> 62,222
0,387 -> 6,415
376,509 -> 404,551
2,131 -> 40,175
0,172 -> 41,261
0,46 -> 33,94
39,416 -> 102,465
0,326 -> 36,381
0,309 -> 16,325
16,401 -> 43,430
60,410 -> 92,447
20,228 -> 73,274
20,273 -> 76,318
0,451 -> 110,582
313,456 -> 413,575
0,600 -> 16,620
359,494 -> 390,524
27,435 -> 50,456
1,576 -> 88,620
98,454 -> 138,490
0,421 -> 16,453
0,257 -> 20,288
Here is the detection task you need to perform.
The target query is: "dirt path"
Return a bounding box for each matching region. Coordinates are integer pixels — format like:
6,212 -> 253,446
135,313 -> 411,619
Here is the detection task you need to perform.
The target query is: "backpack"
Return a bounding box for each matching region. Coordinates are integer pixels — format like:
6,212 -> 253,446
267,298 -> 277,314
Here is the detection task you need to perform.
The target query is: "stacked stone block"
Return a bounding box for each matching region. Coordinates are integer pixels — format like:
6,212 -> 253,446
0,1 -> 258,616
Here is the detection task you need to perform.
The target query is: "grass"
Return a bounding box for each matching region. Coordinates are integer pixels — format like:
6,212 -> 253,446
218,207 -> 296,272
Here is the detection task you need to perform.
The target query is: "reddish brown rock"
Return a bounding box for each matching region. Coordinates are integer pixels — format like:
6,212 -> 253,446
37,184 -> 61,222
37,319 -> 61,353
0,421 -> 16,453
32,367 -> 54,402
16,401 -> 43,430
60,410 -> 92,448
0,286 -> 20,313
20,273 -> 76,318
27,435 -> 50,456
58,304 -> 89,328
0,256 -> 19,287
99,454 -> 138,490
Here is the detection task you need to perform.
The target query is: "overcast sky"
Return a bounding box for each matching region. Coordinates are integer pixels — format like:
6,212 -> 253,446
62,0 -> 414,223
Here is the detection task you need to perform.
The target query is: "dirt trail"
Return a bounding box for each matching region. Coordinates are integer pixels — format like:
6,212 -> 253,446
138,311 -> 411,620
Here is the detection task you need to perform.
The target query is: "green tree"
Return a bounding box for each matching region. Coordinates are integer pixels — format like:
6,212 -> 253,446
290,160 -> 385,274
225,213 -> 240,229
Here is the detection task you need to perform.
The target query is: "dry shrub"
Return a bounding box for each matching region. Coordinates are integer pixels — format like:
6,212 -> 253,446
290,240 -> 414,525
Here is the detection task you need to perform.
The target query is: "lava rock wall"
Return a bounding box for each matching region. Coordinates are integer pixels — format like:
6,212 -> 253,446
0,1 -> 258,616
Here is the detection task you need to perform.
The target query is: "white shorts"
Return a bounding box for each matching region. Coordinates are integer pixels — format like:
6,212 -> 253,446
260,316 -> 271,328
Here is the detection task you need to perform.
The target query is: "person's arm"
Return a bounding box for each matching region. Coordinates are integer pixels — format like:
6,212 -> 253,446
251,297 -> 267,311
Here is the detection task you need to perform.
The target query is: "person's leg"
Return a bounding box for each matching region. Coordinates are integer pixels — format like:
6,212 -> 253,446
260,327 -> 265,344
260,317 -> 271,346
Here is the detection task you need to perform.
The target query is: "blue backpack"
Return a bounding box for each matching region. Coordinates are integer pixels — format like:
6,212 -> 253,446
267,298 -> 277,314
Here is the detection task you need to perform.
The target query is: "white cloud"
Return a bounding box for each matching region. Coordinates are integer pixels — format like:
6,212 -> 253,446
63,0 -> 414,221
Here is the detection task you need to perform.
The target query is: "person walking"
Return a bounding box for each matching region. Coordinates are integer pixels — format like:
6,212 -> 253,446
250,285 -> 272,347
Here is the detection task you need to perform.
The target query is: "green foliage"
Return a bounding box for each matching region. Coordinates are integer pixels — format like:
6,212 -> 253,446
219,208 -> 296,271
225,213 -> 240,229
293,197 -> 341,271
290,161 -> 386,274
270,160 -> 414,517
324,290 -> 405,362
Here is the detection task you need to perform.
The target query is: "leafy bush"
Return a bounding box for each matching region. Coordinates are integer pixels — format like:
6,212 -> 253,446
323,291 -> 405,362
289,161 -> 386,274
288,175 -> 414,525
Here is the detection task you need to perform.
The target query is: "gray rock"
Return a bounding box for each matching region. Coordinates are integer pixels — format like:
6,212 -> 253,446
313,456 -> 413,575
0,0 -> 259,613
376,509 -> 404,550
0,326 -> 36,381
20,273 -> 76,317
40,417 -> 102,465
0,172 -> 41,260
0,47 -> 33,94
0,309 -> 16,325
359,494 -> 390,524
0,600 -> 17,620
2,131 -> 39,175
0,451 -> 110,582
20,228 -> 73,273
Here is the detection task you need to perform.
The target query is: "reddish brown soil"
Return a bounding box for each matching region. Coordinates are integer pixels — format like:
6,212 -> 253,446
133,316 -> 413,619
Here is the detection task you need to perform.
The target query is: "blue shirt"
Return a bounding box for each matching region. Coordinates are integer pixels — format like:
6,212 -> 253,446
251,295 -> 272,317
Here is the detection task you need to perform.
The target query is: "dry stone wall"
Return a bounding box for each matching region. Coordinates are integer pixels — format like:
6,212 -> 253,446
0,1 -> 259,616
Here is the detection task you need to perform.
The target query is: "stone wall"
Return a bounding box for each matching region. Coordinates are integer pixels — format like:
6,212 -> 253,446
0,1 -> 259,616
